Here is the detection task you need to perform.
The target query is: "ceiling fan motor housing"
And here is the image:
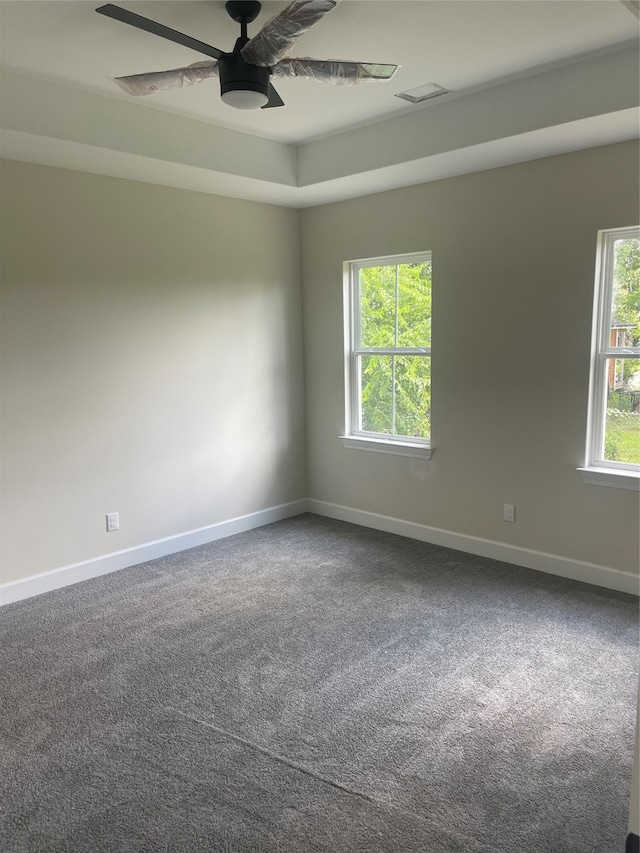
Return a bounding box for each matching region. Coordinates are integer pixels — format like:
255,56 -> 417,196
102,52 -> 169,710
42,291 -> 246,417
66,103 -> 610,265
218,53 -> 270,103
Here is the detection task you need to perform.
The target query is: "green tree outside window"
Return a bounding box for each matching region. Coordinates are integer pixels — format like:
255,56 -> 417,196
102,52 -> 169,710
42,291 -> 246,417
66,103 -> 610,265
356,260 -> 432,440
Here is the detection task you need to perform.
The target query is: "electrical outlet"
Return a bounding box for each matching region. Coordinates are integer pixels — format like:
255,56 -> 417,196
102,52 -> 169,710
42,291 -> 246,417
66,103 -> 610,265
106,512 -> 119,532
503,503 -> 515,523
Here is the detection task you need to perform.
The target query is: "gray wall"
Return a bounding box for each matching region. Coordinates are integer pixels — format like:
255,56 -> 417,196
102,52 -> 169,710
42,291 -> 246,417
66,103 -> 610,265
0,160 -> 306,585
2,142 -> 638,589
300,141 -> 640,575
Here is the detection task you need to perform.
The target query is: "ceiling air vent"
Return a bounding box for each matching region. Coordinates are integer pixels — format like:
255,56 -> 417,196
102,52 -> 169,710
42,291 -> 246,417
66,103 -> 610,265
395,82 -> 451,104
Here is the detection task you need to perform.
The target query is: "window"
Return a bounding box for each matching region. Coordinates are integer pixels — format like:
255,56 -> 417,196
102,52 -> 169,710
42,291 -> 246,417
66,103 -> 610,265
580,227 -> 640,490
341,253 -> 433,458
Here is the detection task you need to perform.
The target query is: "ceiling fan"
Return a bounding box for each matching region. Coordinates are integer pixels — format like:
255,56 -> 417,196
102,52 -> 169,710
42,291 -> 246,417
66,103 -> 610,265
96,0 -> 399,110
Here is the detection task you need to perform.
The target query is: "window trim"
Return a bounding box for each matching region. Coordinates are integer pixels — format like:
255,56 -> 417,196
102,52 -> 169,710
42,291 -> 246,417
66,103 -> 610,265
341,252 -> 433,458
580,226 -> 640,490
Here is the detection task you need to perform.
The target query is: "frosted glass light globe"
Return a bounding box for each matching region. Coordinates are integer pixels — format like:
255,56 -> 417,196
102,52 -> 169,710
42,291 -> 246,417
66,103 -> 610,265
221,89 -> 269,110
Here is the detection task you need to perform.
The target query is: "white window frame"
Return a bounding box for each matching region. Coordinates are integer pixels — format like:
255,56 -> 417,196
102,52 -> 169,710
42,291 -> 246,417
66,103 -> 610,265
340,252 -> 433,459
579,226 -> 640,491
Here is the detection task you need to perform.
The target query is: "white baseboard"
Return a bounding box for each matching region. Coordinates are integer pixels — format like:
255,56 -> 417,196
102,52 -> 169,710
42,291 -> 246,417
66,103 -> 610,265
307,499 -> 640,597
0,500 -> 309,606
3,497 -> 637,606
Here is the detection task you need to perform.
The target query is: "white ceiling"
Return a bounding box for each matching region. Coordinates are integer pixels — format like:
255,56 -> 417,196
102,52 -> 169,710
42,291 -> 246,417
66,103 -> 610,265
1,1 -> 639,206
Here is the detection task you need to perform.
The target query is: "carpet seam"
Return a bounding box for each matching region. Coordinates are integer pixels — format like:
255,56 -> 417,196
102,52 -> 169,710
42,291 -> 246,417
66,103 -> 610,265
167,707 -> 503,853
168,707 -> 378,805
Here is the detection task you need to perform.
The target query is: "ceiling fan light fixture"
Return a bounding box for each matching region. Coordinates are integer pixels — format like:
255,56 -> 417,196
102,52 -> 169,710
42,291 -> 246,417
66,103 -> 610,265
218,52 -> 271,109
221,87 -> 269,109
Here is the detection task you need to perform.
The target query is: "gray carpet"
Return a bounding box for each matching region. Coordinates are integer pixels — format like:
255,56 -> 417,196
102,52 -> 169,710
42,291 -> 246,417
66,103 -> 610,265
1,513 -> 638,853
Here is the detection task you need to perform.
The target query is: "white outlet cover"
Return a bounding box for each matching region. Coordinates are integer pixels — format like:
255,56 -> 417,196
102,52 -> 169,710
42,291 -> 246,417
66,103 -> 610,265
503,504 -> 515,522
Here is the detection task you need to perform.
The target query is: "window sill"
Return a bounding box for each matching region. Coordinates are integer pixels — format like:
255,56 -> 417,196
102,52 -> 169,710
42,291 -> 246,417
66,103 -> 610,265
340,435 -> 433,459
577,466 -> 640,491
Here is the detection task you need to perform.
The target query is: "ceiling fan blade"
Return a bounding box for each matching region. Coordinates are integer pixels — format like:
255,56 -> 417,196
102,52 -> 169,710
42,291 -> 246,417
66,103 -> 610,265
273,58 -> 399,85
241,0 -> 337,68
261,84 -> 285,109
95,4 -> 224,60
114,61 -> 219,96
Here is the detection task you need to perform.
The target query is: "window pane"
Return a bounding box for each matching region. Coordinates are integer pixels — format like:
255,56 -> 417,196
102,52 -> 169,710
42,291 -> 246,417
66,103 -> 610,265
359,266 -> 396,348
610,237 -> 640,348
360,355 -> 393,434
604,358 -> 640,463
395,355 -> 431,438
359,355 -> 431,438
397,262 -> 432,348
